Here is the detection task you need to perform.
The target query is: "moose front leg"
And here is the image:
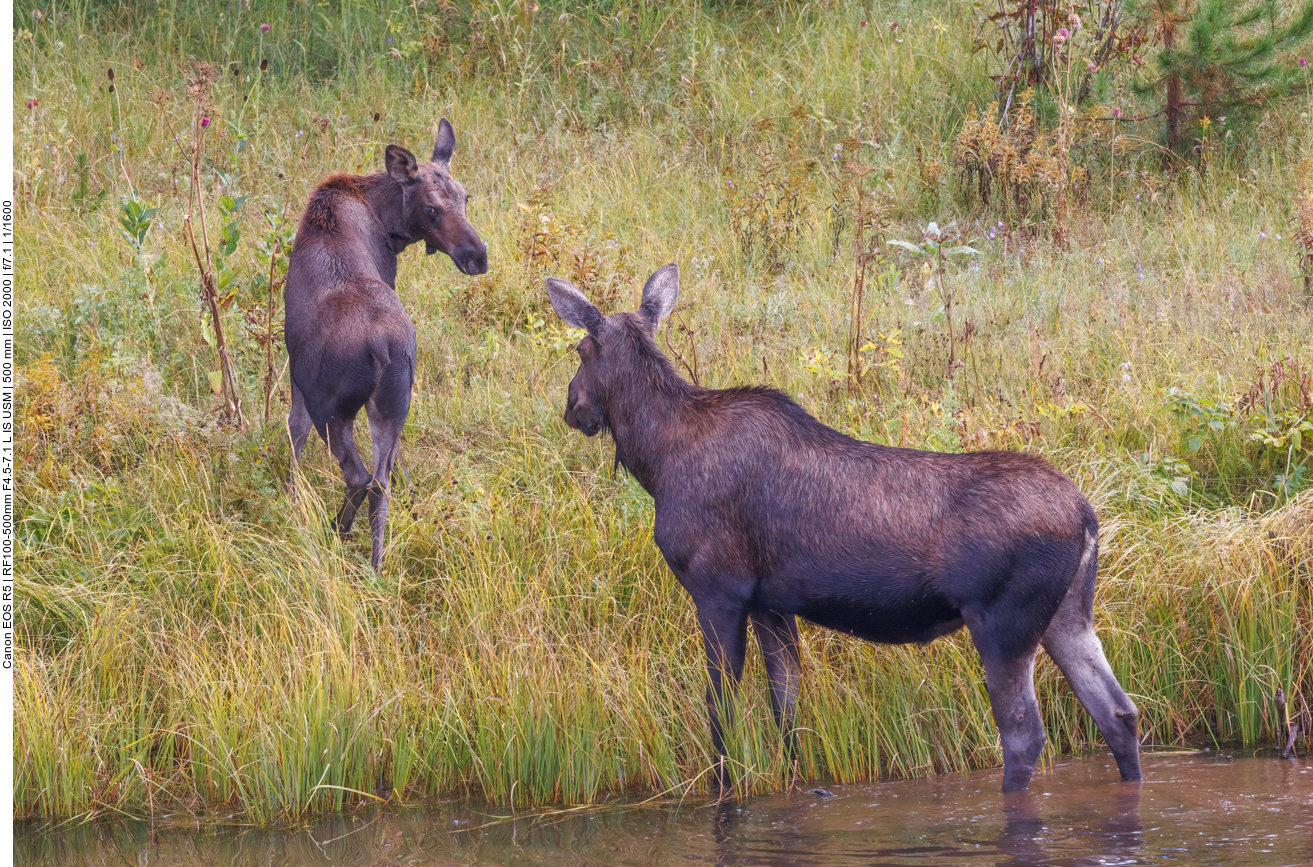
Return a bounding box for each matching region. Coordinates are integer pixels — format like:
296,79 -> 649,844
750,610 -> 801,770
696,602 -> 748,796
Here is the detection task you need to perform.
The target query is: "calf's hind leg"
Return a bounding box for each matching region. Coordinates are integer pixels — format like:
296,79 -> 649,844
325,417 -> 371,539
364,380 -> 409,572
1041,587 -> 1142,782
977,646 -> 1047,791
285,382 -> 315,497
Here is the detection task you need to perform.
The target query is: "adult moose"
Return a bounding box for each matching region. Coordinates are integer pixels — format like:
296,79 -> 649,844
285,119 -> 487,571
545,264 -> 1141,793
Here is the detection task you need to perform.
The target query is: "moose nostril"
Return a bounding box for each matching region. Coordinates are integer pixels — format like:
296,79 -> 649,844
466,248 -> 488,275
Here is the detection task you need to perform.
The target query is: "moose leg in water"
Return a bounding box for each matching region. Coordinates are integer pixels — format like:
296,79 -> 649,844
972,637 -> 1046,792
284,118 -> 487,570
544,263 -> 1141,794
1040,533 -> 1142,782
696,601 -> 749,792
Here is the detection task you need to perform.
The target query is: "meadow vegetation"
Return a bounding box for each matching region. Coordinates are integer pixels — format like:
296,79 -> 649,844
13,0 -> 1313,823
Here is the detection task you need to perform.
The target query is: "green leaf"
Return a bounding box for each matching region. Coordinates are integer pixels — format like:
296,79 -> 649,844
944,245 -> 980,257
888,239 -> 923,254
206,371 -> 223,396
1188,436 -> 1204,452
200,315 -> 217,348
1170,478 -> 1190,496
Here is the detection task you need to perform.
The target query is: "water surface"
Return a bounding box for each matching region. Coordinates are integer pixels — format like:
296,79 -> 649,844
17,753 -> 1313,866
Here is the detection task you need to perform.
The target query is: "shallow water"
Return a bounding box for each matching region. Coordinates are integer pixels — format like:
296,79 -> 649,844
17,753 -> 1313,866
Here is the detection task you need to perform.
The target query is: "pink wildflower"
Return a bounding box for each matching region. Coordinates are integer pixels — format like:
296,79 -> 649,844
260,22 -> 270,33
201,116 -> 211,129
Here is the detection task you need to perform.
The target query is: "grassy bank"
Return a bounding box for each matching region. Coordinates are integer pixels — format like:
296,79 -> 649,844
15,0 -> 1313,823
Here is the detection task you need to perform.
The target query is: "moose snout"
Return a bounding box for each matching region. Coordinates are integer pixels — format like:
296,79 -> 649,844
454,241 -> 488,276
564,403 -> 602,436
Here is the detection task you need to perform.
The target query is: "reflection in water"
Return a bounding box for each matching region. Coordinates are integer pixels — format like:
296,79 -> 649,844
704,775 -> 1145,867
16,754 -> 1313,867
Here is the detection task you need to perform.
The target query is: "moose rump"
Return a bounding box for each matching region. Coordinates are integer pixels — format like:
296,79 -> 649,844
285,119 -> 487,570
546,264 -> 1142,793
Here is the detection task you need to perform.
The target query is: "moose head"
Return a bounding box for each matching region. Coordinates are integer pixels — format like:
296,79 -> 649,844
545,264 -> 680,436
383,118 -> 488,276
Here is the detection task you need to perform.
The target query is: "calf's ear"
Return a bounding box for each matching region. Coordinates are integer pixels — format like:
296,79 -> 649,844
638,263 -> 679,335
433,118 -> 455,167
546,277 -> 605,336
385,145 -> 419,181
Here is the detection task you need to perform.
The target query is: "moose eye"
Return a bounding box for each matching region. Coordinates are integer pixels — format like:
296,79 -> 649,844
424,205 -> 439,218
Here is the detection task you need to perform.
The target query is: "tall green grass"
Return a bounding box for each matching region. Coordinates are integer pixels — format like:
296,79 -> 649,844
14,0 -> 1313,823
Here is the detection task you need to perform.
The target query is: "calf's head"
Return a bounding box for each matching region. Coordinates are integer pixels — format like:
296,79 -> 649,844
545,264 -> 680,435
384,118 -> 488,275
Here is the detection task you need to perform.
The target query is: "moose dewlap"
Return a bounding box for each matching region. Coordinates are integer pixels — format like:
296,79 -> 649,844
546,264 -> 1141,793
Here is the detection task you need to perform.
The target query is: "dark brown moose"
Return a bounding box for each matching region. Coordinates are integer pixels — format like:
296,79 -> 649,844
285,119 -> 487,570
545,264 -> 1141,793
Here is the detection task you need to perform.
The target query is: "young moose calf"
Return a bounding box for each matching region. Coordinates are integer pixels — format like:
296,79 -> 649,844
285,119 -> 487,570
546,264 -> 1142,792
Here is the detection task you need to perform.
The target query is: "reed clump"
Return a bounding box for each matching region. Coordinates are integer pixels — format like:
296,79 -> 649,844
15,0 -> 1313,823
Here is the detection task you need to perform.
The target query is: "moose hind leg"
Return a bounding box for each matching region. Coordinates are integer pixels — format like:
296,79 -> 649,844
1042,603 -> 1141,782
364,388 -> 408,572
285,381 -> 315,496
325,418 -> 370,539
978,647 -> 1047,791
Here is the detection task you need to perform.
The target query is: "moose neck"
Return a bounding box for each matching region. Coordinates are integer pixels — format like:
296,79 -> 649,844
603,327 -> 700,497
357,172 -> 410,288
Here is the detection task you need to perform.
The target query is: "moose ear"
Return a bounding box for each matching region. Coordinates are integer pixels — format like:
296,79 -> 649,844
385,145 -> 419,181
432,118 -> 455,167
546,277 -> 605,335
638,263 -> 679,335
